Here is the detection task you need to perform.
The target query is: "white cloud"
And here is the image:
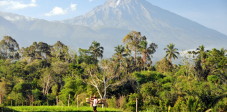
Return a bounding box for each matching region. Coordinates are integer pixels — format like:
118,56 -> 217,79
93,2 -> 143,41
45,7 -> 67,16
70,4 -> 77,11
0,0 -> 37,10
45,4 -> 77,17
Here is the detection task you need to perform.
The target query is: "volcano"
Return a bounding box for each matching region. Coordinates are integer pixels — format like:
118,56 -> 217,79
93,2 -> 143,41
0,0 -> 227,59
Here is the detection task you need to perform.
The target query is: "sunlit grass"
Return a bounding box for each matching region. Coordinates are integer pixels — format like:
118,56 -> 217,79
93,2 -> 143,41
7,106 -> 123,112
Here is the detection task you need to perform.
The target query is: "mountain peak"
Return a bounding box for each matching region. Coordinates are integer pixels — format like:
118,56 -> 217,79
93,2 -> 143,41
1,0 -> 227,60
65,0 -> 156,29
105,0 -> 143,7
63,0 -> 227,51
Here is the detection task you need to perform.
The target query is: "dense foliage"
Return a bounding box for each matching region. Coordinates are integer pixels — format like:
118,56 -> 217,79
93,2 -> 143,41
0,32 -> 226,112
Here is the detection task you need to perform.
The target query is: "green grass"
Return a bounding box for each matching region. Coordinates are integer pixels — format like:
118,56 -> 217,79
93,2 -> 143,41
6,106 -> 123,112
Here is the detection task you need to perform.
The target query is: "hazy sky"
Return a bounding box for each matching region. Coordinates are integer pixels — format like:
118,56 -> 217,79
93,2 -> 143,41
0,0 -> 227,35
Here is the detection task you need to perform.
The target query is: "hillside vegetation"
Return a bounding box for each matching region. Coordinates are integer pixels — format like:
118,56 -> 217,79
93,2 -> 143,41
0,31 -> 226,112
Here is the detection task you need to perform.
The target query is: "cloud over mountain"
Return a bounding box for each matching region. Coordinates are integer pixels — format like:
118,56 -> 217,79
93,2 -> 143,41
0,0 -> 37,10
45,4 -> 77,16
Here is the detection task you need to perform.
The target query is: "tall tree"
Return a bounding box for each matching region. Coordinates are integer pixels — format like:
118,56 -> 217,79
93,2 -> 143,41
89,41 -> 104,60
139,37 -> 158,67
40,68 -> 55,95
206,48 -> 227,83
113,45 -> 125,60
83,59 -> 120,100
36,42 -> 51,59
51,41 -> 70,61
78,48 -> 97,64
21,42 -> 51,60
164,43 -> 179,62
188,45 -> 210,79
188,45 -> 207,60
113,45 -> 127,67
0,36 -> 20,59
122,31 -> 143,65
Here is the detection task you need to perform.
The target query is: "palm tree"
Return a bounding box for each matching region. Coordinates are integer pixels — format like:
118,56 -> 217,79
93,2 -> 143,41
139,39 -> 158,66
164,43 -> 179,62
89,41 -> 104,60
188,45 -> 208,63
188,45 -> 210,79
122,31 -> 143,64
114,45 -> 125,59
196,45 -> 206,59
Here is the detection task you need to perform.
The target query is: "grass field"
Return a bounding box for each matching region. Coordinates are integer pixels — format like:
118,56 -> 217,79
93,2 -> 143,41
3,106 -> 123,112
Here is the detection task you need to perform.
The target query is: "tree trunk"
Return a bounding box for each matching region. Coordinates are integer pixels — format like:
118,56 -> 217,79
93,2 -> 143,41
142,52 -> 147,70
68,94 -> 70,107
47,99 -> 49,106
76,95 -> 79,108
56,96 -> 58,106
0,95 -> 2,104
94,85 -> 103,99
134,49 -> 137,66
136,98 -> 138,112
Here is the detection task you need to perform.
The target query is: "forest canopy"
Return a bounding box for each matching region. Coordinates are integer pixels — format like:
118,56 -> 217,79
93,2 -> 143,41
0,32 -> 226,112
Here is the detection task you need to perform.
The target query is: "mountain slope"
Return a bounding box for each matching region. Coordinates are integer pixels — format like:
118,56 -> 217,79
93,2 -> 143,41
0,12 -> 111,49
0,0 -> 227,59
65,0 -> 227,50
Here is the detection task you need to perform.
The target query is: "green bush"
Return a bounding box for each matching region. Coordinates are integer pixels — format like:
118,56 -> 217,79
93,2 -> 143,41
207,75 -> 219,83
132,71 -> 164,85
126,93 -> 142,111
107,96 -> 117,108
212,97 -> 227,112
118,96 -> 126,110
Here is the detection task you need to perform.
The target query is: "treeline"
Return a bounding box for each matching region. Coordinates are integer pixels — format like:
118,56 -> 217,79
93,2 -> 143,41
0,31 -> 226,112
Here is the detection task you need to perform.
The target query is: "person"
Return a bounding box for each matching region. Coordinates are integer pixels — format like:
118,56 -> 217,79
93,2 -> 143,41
92,96 -> 98,112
